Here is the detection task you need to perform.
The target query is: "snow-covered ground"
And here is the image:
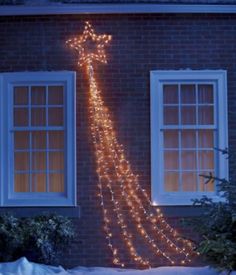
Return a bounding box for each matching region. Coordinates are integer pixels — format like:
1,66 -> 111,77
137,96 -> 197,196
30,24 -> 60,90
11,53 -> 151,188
0,257 -> 235,275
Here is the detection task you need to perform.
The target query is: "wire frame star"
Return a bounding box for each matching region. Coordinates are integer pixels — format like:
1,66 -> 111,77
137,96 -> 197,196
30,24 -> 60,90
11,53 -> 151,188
66,21 -> 112,66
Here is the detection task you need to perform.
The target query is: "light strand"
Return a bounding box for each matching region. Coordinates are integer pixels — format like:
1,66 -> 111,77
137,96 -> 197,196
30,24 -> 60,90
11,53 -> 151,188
66,21 -> 196,268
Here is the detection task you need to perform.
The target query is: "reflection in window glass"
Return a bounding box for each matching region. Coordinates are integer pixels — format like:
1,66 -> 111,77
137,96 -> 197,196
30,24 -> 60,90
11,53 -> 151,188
181,85 -> 195,104
164,130 -> 178,148
163,85 -> 178,104
14,87 -> 28,105
198,84 -> 213,104
181,106 -> 196,125
164,107 -> 179,125
182,172 -> 197,191
181,130 -> 196,148
164,151 -> 179,170
181,151 -> 197,170
164,172 -> 179,192
13,84 -> 65,194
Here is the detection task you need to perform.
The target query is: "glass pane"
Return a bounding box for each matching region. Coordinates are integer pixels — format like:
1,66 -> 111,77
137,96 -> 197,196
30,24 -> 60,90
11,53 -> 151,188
49,173 -> 64,192
182,172 -> 197,191
14,152 -> 29,171
181,130 -> 196,148
163,130 -> 178,148
199,150 -> 214,169
32,173 -> 46,192
32,131 -> 46,149
181,85 -> 195,104
163,107 -> 178,125
32,152 -> 46,170
31,108 -> 46,126
164,151 -> 179,170
198,84 -> 213,104
181,151 -> 197,170
14,87 -> 28,105
49,152 -> 64,170
14,174 -> 29,192
48,86 -> 64,105
31,86 -> 46,105
48,108 -> 63,126
199,172 -> 214,192
14,132 -> 29,150
198,130 -> 214,148
14,108 -> 28,126
49,131 -> 64,149
198,106 -> 214,125
164,172 -> 179,192
163,85 -> 178,104
181,106 -> 196,125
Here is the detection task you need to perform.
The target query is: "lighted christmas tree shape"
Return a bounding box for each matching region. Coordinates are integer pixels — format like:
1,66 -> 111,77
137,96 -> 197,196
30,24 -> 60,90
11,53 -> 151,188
66,21 -> 195,268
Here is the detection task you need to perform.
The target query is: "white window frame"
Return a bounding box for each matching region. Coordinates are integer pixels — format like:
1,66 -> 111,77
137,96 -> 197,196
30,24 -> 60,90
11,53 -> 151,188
0,71 -> 76,206
150,70 -> 228,206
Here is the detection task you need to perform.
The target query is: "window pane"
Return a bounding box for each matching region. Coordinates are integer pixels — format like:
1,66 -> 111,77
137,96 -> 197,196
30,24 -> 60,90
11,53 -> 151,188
181,130 -> 196,148
181,106 -> 196,125
14,132 -> 29,150
163,107 -> 178,125
49,131 -> 64,149
31,108 -> 46,126
199,172 -> 214,192
164,172 -> 179,192
14,174 -> 29,192
198,84 -> 213,104
14,152 -> 29,171
32,152 -> 46,170
32,173 -> 46,192
198,130 -> 214,148
14,87 -> 28,105
163,85 -> 178,104
49,173 -> 64,192
48,86 -> 64,105
31,86 -> 46,105
163,130 -> 178,148
32,131 -> 46,149
182,172 -> 197,192
48,108 -> 63,126
181,151 -> 197,170
49,152 -> 64,170
164,151 -> 179,169
198,106 -> 214,125
14,108 -> 28,126
199,150 -> 214,170
181,85 -> 195,104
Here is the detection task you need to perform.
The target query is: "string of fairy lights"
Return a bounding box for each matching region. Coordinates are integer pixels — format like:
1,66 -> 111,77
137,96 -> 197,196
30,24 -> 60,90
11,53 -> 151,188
66,21 -> 196,268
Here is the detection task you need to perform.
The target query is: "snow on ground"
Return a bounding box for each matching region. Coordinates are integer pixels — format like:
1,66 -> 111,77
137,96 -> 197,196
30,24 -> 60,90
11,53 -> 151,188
0,257 -> 235,275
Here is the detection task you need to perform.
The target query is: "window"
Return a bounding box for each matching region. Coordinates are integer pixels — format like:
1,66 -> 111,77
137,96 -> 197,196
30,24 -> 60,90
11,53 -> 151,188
0,72 -> 76,206
150,70 -> 228,205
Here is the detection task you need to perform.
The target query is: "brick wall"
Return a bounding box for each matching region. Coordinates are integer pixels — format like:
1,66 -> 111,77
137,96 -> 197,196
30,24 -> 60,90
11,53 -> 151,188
0,13 -> 236,268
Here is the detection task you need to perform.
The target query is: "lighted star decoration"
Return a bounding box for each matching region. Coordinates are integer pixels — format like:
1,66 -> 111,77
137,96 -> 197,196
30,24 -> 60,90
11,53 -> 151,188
66,22 -> 196,268
66,21 -> 112,66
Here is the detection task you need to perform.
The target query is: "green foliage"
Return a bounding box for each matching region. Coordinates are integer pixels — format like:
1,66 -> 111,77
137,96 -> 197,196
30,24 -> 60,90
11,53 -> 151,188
0,213 -> 76,264
0,214 -> 24,262
188,149 -> 236,272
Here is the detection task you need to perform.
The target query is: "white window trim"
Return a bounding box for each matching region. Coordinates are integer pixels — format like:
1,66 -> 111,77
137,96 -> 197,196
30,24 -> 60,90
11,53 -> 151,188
150,70 -> 228,206
0,71 -> 76,206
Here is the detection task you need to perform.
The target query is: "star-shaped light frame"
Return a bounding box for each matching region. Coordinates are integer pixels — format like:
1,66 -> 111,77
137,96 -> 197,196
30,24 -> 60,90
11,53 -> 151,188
66,21 -> 112,66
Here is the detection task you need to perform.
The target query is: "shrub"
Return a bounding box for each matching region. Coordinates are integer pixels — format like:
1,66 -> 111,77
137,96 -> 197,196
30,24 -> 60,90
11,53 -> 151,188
0,213 -> 76,264
187,149 -> 236,272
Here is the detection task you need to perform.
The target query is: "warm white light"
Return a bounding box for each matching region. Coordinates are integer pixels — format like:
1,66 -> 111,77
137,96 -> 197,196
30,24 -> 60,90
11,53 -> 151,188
67,21 -> 195,268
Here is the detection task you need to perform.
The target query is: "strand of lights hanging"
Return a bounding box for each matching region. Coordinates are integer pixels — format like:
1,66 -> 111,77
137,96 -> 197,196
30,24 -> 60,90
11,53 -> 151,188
66,21 -> 196,268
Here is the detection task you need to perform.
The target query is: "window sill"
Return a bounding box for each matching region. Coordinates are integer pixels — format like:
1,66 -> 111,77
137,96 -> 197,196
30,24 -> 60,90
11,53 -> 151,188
156,205 -> 207,217
0,206 -> 80,218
